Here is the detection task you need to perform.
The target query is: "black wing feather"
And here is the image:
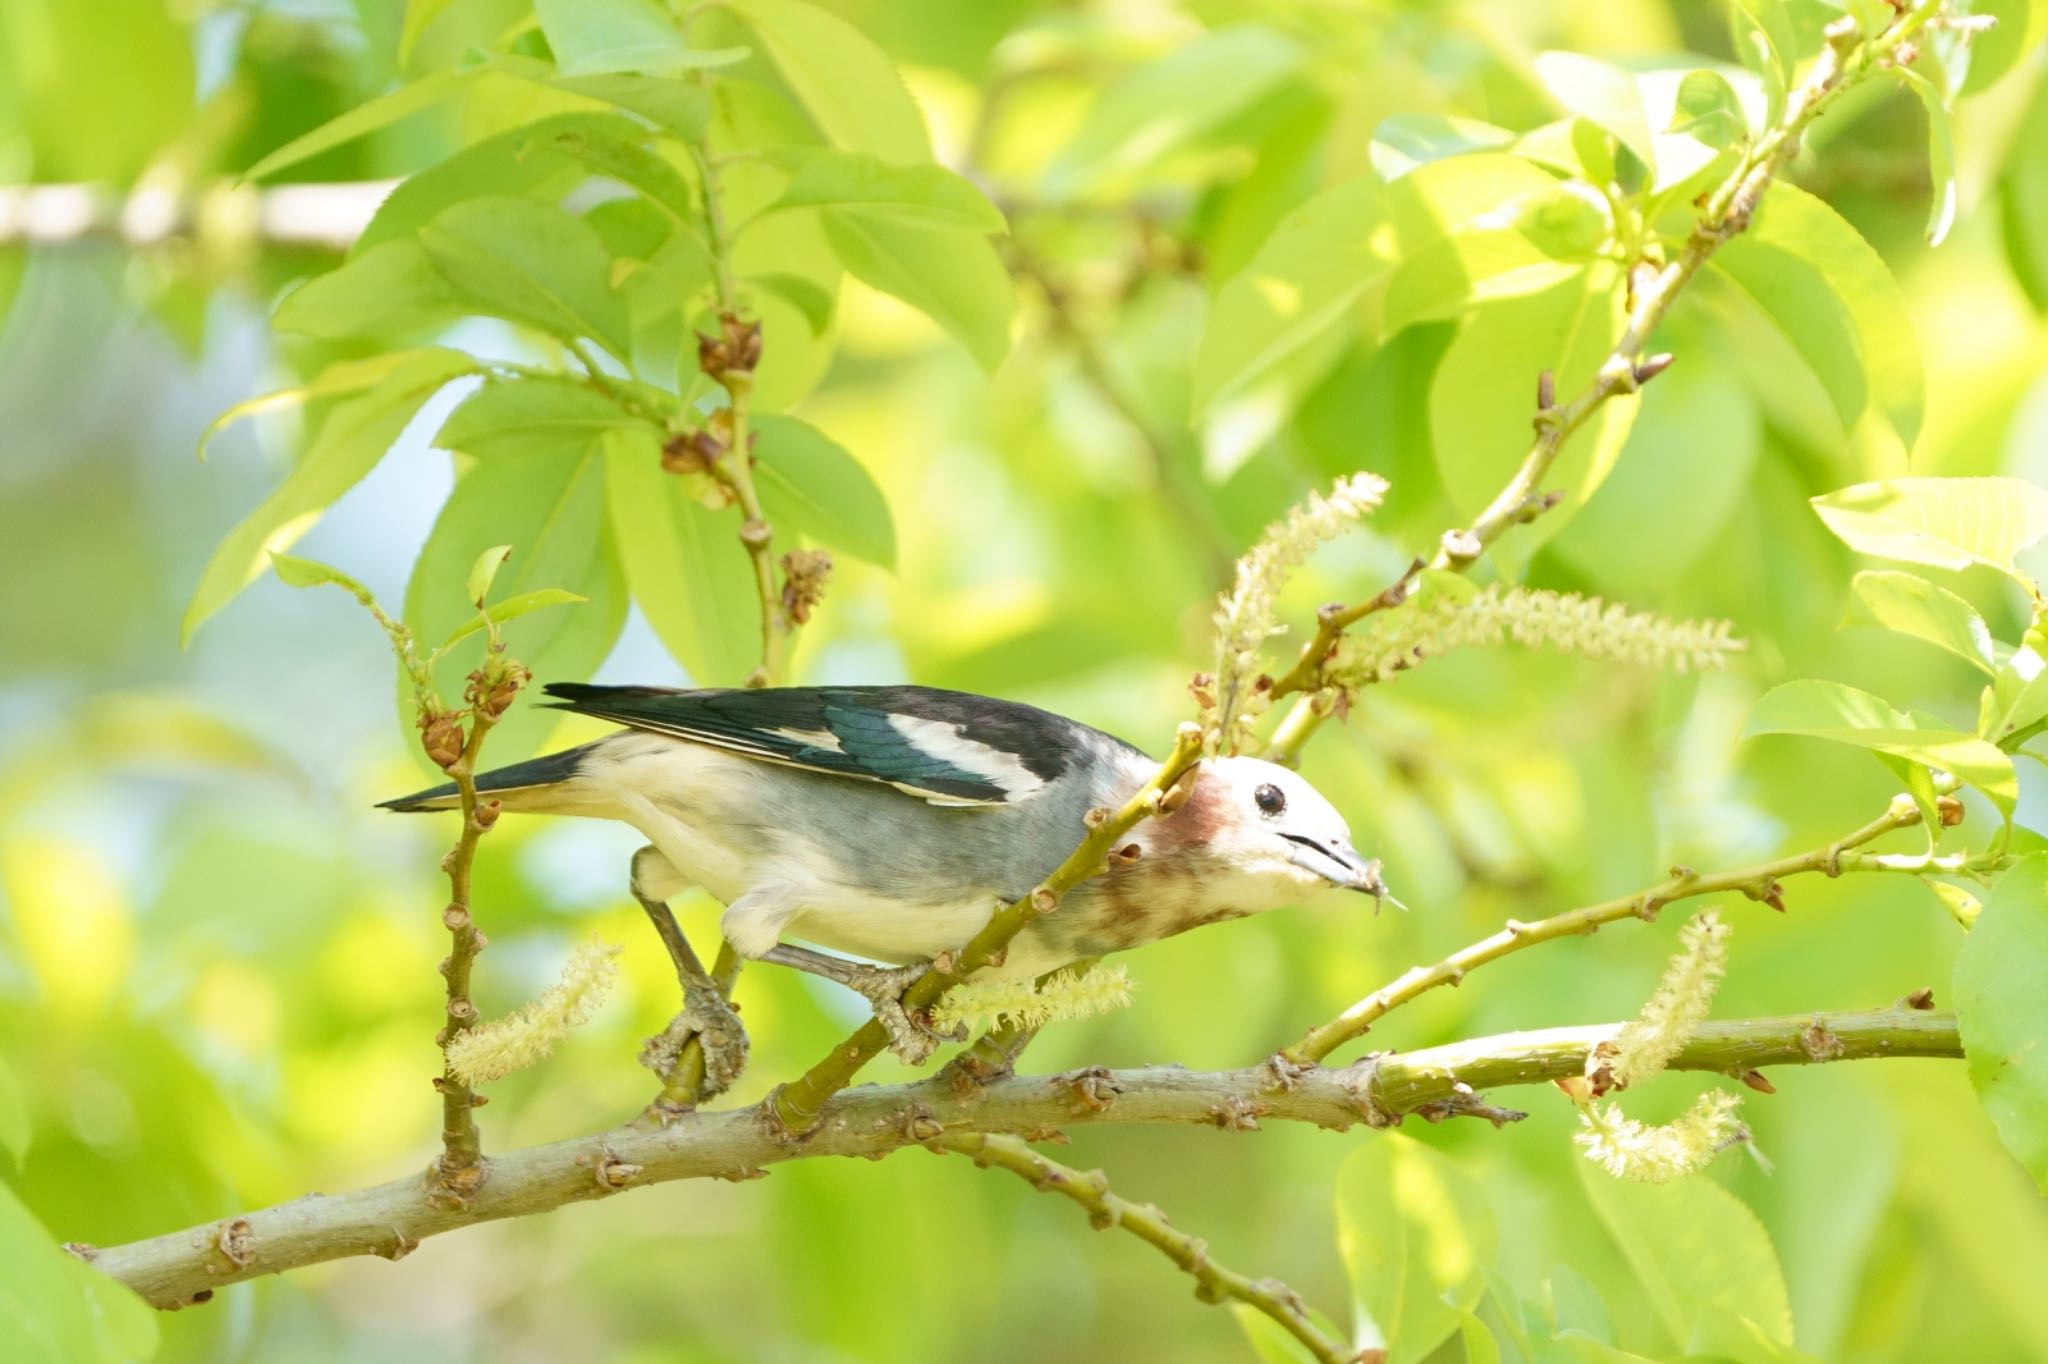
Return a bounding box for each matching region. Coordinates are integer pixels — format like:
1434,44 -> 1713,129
541,683 -> 1118,805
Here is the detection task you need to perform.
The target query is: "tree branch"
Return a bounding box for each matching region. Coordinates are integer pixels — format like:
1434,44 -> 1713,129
0,181 -> 393,249
1258,1 -> 1944,763
81,1006 -> 1959,1309
941,1132 -> 1357,1364
1284,795 -> 1956,1065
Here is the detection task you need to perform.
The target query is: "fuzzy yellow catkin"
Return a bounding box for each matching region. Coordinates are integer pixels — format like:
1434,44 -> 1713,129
1574,1090 -> 1749,1184
930,963 -> 1134,1033
1205,472 -> 1388,751
1608,909 -> 1730,1090
1336,585 -> 1742,685
446,939 -> 622,1086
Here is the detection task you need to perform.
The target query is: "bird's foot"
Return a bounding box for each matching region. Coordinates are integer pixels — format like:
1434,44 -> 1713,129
639,977 -> 749,1100
836,962 -> 965,1066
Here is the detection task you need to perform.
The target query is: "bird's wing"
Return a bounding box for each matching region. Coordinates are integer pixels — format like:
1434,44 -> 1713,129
542,683 -> 1117,807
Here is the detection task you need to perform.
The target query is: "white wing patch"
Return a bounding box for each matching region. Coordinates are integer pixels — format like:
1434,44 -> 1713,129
886,713 -> 1049,802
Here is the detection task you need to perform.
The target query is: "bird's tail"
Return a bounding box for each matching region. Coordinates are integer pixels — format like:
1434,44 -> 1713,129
376,742 -> 600,813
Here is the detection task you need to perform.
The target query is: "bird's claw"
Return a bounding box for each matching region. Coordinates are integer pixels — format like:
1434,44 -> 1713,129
685,979 -> 750,1095
841,963 -> 949,1066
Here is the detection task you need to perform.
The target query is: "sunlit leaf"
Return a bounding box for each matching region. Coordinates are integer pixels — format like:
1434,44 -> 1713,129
1955,856 -> 2048,1193
1047,25 -> 1304,195
1844,570 -> 1997,675
1230,1303 -> 1322,1363
602,429 -> 758,683
1668,68 -> 1747,147
1577,1159 -> 1794,1357
199,352 -> 442,455
821,211 -> 1013,371
243,68 -> 478,181
1335,1132 -> 1497,1364
274,241 -> 470,341
1429,263 -> 1635,559
765,151 -> 1005,232
434,376 -> 647,460
1895,66 -> 1959,246
399,0 -> 459,67
0,1058 -> 28,1170
2000,63 -> 2048,310
0,1181 -> 159,1364
752,414 -> 897,568
1744,678 -> 2018,815
465,544 -> 512,605
1811,477 -> 2048,582
1193,175 -> 1390,412
408,447 -> 627,757
184,348 -> 474,644
1370,114 -> 1515,180
534,0 -> 745,75
419,197 -> 634,361
1534,51 -> 1657,176
1709,185 -> 1923,448
270,553 -> 373,598
731,0 -> 930,163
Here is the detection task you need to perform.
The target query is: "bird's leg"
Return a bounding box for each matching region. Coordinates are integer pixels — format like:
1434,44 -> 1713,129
758,944 -> 958,1065
630,852 -> 747,1098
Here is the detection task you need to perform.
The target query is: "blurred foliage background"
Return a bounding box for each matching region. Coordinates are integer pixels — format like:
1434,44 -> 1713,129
3,0 -> 2048,1361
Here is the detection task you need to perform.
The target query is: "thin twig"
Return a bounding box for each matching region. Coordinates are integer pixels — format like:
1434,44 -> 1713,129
939,1132 -> 1357,1364
1259,2 -> 1944,762
1284,794 -> 1973,1065
82,1006 -> 1960,1308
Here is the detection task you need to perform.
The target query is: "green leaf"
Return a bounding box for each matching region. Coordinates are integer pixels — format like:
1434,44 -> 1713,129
1727,0 -> 1794,125
821,211 -> 1013,371
243,68 -> 478,181
1576,1159 -> 1793,1357
274,240 -> 468,339
1429,263 -> 1635,559
1895,66 -> 1959,246
2002,62 -> 2048,310
419,197 -> 633,361
1550,355 -> 1760,594
407,447 -> 627,758
399,0 -> 459,67
199,352 -> 442,455
1459,1314 -> 1502,1364
603,429 -> 759,683
1982,643 -> 2048,745
1379,223 -> 1587,337
534,0 -> 745,75
1709,184 -> 1923,448
747,272 -> 835,334
184,348 -> 474,644
751,414 -> 897,568
353,112 -> 611,254
732,0 -> 930,163
437,589 -> 588,651
1335,1132 -> 1497,1364
435,376 -> 644,459
1370,114 -> 1515,181
1668,68 -> 1747,148
1811,476 -> 2048,583
1047,25 -> 1304,195
481,53 -> 717,140
1843,569 -> 1997,675
1231,1304 -> 1321,1363
0,1057 -> 27,1170
1533,51 -> 1657,177
1955,856 -> 2048,1193
270,553 -> 374,598
536,118 -> 699,223
466,544 -> 513,605
0,1181 -> 160,1364
1744,678 -> 2019,815
1193,175 -> 1391,412
765,151 -> 1005,232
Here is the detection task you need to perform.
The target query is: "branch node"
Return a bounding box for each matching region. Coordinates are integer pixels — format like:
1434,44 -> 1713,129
1063,1065 -> 1123,1114
1207,1096 -> 1268,1131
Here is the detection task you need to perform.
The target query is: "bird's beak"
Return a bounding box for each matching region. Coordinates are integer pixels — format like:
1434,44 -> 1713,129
1287,837 -> 1388,898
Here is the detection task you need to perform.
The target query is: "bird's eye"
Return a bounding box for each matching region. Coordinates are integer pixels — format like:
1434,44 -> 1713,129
1254,783 -> 1285,815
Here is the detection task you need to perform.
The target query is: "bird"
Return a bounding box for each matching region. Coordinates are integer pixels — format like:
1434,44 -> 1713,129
380,682 -> 1384,1084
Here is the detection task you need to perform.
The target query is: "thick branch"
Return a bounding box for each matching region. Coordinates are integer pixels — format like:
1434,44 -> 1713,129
1285,797 -> 1940,1065
942,1132 -> 1356,1364
768,723 -> 1207,1133
1259,2 -> 1942,762
84,1006 -> 1958,1309
0,181 -> 393,249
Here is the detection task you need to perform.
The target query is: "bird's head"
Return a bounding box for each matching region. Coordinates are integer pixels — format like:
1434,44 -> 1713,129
1171,755 -> 1386,903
